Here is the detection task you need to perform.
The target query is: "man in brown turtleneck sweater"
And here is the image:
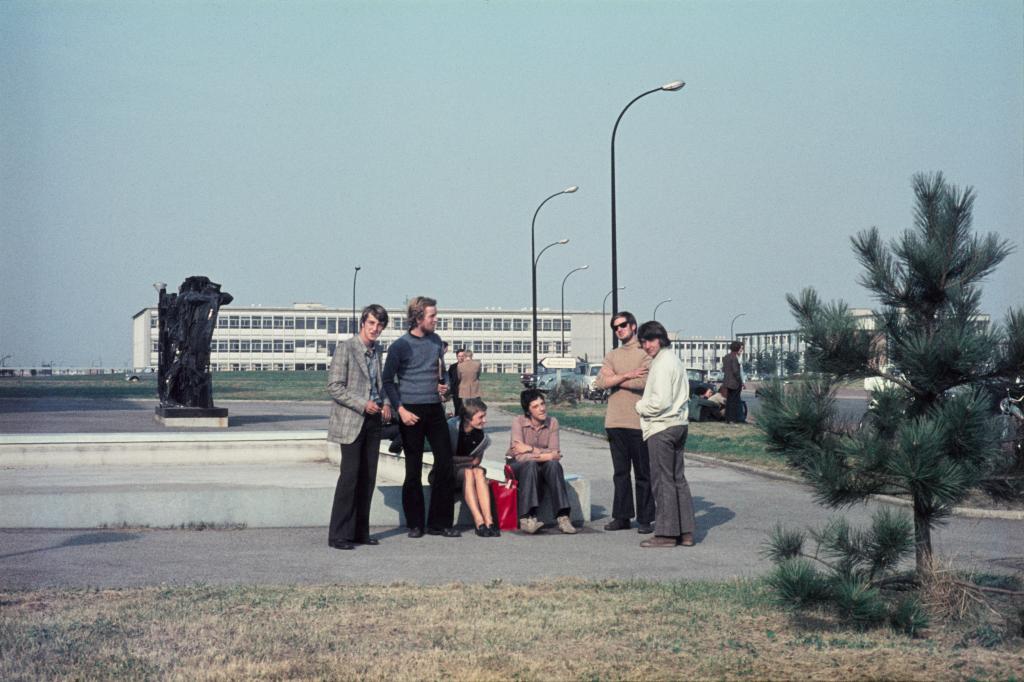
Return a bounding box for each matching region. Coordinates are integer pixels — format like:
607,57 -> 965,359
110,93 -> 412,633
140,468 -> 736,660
594,311 -> 655,534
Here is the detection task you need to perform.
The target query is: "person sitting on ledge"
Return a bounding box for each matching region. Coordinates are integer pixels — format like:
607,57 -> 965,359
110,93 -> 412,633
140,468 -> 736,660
506,389 -> 577,535
447,398 -> 498,537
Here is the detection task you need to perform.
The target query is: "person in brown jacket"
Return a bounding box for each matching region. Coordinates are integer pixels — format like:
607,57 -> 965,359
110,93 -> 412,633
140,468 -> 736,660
456,349 -> 482,404
594,311 -> 655,534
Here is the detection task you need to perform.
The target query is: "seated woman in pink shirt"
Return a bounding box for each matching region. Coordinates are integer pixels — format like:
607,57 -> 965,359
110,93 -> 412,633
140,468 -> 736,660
505,389 -> 577,535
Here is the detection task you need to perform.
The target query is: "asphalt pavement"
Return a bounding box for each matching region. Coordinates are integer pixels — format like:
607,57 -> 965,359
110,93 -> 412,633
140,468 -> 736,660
1,394 -> 1021,590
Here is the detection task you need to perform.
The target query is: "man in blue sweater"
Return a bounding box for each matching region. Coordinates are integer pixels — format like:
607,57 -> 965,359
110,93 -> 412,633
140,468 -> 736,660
382,296 -> 460,538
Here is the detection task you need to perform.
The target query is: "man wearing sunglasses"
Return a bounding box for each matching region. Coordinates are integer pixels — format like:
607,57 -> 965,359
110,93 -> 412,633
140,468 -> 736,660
594,311 -> 655,534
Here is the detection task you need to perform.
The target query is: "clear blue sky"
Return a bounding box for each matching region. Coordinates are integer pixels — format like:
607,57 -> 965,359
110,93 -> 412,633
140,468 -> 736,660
2,0 -> 1021,367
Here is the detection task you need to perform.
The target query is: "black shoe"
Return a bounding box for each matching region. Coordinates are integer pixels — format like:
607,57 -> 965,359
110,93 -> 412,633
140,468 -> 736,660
427,527 -> 462,538
328,540 -> 355,550
354,537 -> 380,546
474,525 -> 492,537
603,518 -> 631,531
407,527 -> 424,539
388,441 -> 403,454
637,523 -> 654,535
488,523 -> 501,537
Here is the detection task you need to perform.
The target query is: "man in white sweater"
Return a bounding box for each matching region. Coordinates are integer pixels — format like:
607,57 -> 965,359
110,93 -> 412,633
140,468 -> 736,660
633,320 -> 696,548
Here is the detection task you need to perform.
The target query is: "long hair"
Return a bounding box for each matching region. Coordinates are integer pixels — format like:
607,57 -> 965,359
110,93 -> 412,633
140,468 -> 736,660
637,320 -> 671,348
406,296 -> 437,330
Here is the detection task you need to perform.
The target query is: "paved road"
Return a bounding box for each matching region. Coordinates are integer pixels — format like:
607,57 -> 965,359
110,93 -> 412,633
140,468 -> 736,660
1,396 -> 1020,589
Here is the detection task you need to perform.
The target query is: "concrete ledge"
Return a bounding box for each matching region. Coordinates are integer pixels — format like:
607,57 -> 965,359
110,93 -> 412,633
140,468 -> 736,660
345,444 -> 591,524
0,431 -> 330,468
1,433 -> 590,528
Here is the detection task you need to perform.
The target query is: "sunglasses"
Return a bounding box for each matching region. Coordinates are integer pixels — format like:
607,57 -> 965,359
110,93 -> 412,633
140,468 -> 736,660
611,321 -> 631,331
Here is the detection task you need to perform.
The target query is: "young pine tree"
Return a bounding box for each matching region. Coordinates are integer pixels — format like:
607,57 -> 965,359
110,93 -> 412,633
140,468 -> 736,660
759,172 -> 1023,578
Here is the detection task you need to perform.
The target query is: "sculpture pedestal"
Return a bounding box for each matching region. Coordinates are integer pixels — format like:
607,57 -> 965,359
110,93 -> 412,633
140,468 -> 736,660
155,407 -> 229,428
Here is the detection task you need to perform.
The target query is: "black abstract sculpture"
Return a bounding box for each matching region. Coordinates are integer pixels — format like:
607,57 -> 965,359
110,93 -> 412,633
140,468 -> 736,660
155,276 -> 233,410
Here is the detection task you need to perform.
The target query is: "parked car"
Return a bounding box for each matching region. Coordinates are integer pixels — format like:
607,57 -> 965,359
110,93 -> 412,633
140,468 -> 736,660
536,371 -> 590,394
686,368 -> 714,398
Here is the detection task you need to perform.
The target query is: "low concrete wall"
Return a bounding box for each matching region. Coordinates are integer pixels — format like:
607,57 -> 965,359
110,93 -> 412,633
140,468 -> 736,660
1,432 -> 590,528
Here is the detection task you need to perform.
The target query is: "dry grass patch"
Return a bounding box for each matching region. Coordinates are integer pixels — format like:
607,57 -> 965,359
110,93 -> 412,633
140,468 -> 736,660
3,579 -> 1022,680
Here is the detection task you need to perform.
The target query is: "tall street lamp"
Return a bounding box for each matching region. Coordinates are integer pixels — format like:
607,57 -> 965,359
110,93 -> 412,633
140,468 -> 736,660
602,286 -> 626,357
352,266 -> 361,335
610,80 -> 685,347
560,265 -> 588,357
533,239 -> 569,369
653,298 -> 672,320
531,186 -> 578,372
730,312 -> 746,340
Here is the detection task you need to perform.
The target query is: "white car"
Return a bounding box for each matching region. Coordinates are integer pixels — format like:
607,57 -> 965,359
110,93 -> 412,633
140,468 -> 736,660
586,363 -> 603,392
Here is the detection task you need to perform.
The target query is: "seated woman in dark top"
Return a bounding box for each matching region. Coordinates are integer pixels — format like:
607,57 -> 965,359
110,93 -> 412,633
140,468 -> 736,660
447,398 -> 498,537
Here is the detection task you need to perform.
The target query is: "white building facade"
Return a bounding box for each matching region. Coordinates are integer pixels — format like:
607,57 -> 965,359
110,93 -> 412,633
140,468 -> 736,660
132,304 -> 612,374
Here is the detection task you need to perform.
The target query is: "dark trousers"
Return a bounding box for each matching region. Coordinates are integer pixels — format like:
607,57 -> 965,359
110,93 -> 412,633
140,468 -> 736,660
725,387 -> 743,423
509,458 -> 570,518
399,402 -> 456,530
647,425 -> 695,537
328,416 -> 382,544
606,428 -> 655,524
452,396 -> 463,417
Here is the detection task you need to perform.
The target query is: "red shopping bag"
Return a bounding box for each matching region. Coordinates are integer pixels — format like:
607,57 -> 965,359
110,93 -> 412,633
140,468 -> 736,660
489,464 -> 519,531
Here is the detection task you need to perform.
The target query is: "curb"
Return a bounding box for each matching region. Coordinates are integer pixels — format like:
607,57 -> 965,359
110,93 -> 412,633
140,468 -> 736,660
550,414 -> 1024,522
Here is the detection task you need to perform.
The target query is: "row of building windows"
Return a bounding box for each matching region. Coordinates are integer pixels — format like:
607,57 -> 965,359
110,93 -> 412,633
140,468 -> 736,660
151,313 -> 569,334
154,339 -> 571,356
210,362 -> 534,374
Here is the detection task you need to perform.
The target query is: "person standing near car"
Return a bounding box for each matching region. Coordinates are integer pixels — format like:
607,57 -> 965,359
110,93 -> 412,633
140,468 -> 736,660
722,341 -> 745,424
382,296 -> 460,539
327,304 -> 391,550
594,311 -> 655,534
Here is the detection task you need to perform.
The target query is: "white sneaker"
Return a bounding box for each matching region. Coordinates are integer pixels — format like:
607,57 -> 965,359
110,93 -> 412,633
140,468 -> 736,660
519,516 -> 543,534
556,515 -> 578,534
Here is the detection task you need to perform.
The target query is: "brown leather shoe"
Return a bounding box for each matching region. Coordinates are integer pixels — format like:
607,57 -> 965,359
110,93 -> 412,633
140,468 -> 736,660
680,533 -> 695,547
640,535 -> 679,548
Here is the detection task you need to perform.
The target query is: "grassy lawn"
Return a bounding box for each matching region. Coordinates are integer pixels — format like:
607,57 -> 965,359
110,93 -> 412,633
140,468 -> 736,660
549,402 -> 792,475
3,579 -> 1020,680
0,371 -> 529,405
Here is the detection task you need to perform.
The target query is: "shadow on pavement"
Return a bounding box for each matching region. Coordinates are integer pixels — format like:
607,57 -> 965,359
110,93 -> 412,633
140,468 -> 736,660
0,531 -> 142,560
693,496 -> 736,543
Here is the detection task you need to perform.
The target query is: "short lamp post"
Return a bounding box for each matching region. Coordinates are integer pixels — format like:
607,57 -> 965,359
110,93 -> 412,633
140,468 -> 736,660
559,265 -> 588,357
533,239 -> 569,368
531,186 -> 578,372
610,79 -> 685,346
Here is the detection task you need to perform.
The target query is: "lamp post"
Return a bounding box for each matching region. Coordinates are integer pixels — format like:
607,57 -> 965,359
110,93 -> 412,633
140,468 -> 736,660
531,186 -> 578,372
653,298 -> 672,320
559,265 -> 588,357
352,266 -> 361,335
602,286 -> 626,357
730,312 -> 746,340
610,80 -> 684,347
532,239 -> 569,368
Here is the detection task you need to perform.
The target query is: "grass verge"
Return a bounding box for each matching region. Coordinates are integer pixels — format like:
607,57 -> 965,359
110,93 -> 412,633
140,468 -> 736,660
2,579 -> 1020,680
0,371 -> 528,405
550,403 -> 793,474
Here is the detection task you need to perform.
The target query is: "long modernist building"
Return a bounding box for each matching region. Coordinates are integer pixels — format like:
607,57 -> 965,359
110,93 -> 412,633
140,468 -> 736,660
130,302 -> 824,375
132,303 -> 610,374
